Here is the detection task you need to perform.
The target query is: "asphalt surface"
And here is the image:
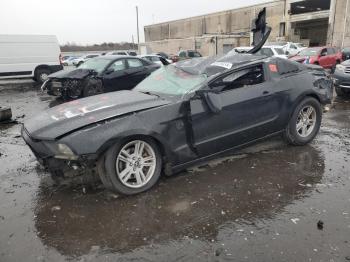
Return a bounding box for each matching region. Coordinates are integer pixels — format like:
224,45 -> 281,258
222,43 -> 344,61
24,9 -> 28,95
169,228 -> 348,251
0,79 -> 350,262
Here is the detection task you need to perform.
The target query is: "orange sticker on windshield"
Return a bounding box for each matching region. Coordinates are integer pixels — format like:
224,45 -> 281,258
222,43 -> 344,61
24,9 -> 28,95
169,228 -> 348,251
269,64 -> 278,72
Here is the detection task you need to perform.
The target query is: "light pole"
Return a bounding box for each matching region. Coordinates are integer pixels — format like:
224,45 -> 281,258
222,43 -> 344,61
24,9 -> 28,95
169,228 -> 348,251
136,6 -> 140,45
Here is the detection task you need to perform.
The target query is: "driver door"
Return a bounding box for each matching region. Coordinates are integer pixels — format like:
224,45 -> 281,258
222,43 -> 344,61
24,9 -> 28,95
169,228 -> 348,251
190,64 -> 282,156
102,59 -> 129,92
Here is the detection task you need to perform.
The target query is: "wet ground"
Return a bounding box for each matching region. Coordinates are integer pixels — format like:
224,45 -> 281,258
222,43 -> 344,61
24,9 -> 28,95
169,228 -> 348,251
0,80 -> 350,262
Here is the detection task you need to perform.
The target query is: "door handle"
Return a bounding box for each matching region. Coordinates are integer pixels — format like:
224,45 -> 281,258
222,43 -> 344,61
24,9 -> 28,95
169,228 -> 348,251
262,91 -> 270,95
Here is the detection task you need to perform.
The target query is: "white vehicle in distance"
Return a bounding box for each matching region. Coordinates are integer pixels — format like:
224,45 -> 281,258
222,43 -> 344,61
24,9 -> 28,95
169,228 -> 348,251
62,56 -> 79,66
140,54 -> 172,66
258,46 -> 288,59
72,54 -> 100,67
268,42 -> 308,56
106,50 -> 138,56
0,34 -> 63,83
229,46 -> 288,59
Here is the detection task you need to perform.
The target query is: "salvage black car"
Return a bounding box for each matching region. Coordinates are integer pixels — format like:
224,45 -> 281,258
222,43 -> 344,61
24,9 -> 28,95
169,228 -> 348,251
41,56 -> 160,99
22,8 -> 333,195
22,54 -> 333,195
333,59 -> 350,97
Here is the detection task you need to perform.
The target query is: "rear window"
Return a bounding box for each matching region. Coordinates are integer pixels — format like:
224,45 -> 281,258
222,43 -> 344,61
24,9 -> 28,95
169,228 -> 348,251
274,48 -> 285,55
275,59 -> 300,75
128,51 -> 137,56
258,48 -> 274,57
188,51 -> 202,58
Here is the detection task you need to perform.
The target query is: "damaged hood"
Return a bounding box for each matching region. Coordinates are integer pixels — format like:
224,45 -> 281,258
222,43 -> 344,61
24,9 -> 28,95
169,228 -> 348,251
48,68 -> 95,80
24,90 -> 171,140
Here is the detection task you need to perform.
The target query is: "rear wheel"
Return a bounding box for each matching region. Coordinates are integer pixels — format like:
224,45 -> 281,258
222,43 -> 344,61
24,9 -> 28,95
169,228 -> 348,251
35,68 -> 51,83
284,97 -> 322,146
100,138 -> 162,195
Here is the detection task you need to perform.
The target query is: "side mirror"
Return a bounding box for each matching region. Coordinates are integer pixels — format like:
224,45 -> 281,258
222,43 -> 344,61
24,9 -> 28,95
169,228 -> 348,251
104,68 -> 114,75
196,90 -> 222,113
285,51 -> 289,55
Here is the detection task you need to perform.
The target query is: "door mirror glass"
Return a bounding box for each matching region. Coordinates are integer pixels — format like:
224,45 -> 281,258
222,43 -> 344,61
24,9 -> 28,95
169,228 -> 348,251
196,90 -> 222,114
204,92 -> 222,113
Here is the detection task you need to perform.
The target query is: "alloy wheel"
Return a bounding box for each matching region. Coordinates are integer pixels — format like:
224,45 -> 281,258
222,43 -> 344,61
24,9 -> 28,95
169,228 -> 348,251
296,105 -> 317,138
116,140 -> 157,188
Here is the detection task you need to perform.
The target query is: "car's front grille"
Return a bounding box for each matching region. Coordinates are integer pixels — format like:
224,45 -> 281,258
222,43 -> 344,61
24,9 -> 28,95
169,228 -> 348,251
345,66 -> 350,74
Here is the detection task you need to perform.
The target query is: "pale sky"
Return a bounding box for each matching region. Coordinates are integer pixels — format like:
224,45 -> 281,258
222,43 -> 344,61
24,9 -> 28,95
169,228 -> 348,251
0,0 -> 271,45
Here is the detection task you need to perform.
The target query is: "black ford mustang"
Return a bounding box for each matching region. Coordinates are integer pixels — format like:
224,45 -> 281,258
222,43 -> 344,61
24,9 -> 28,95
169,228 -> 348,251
22,8 -> 333,195
22,54 -> 333,195
42,56 -> 160,100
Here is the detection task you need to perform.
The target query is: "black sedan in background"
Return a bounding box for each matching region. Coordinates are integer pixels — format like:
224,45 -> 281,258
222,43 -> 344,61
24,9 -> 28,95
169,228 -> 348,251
42,56 -> 160,100
23,54 -> 333,195
342,47 -> 350,61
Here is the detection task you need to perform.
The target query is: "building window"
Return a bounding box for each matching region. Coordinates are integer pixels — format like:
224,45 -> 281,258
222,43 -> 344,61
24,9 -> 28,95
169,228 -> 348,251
195,41 -> 201,50
279,22 -> 286,37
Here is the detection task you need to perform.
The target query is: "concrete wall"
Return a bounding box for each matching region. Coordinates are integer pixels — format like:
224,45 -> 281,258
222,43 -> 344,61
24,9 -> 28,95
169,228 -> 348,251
328,0 -> 350,48
144,0 -> 285,43
143,0 -> 350,55
140,35 -> 250,56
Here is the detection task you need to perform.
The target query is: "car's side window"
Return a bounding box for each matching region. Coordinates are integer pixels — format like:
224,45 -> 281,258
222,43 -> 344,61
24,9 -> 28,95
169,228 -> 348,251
210,65 -> 264,92
327,48 -> 335,55
179,51 -> 186,57
127,58 -> 143,68
151,56 -> 160,62
321,49 -> 328,56
109,59 -> 126,72
260,48 -> 274,57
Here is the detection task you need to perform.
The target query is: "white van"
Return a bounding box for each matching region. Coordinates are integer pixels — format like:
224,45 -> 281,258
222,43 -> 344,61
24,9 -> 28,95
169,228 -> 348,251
0,35 -> 63,83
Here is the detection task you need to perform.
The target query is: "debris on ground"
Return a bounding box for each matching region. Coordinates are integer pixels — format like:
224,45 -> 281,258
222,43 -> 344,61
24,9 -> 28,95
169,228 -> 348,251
317,220 -> 324,230
0,106 -> 12,122
291,218 -> 300,224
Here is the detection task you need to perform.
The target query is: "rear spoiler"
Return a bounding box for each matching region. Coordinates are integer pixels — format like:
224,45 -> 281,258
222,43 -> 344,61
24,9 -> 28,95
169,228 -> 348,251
248,8 -> 272,54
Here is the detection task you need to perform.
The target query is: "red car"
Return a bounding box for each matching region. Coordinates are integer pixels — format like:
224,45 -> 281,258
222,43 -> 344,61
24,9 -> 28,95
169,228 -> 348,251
290,46 -> 342,70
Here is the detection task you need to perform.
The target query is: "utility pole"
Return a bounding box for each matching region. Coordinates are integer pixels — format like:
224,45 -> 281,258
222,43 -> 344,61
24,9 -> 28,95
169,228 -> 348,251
136,6 -> 140,45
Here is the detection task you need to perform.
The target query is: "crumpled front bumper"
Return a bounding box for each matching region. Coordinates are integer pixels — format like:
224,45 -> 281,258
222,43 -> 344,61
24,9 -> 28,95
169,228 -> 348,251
41,79 -> 63,96
21,126 -> 96,172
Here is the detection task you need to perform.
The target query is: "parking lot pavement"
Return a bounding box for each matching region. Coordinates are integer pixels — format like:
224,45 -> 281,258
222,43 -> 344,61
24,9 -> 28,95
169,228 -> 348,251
0,82 -> 350,262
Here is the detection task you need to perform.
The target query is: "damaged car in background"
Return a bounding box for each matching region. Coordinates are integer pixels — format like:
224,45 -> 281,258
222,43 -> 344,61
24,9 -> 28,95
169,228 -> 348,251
41,56 -> 160,100
22,8 -> 333,195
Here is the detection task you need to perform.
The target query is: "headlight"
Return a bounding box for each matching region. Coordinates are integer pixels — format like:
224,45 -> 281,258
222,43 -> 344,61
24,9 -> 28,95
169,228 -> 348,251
336,64 -> 346,72
45,142 -> 78,160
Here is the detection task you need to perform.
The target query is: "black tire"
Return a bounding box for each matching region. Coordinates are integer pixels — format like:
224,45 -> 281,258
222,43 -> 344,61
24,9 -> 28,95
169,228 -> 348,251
35,68 -> 51,83
284,97 -> 322,146
82,79 -> 104,97
101,137 -> 162,195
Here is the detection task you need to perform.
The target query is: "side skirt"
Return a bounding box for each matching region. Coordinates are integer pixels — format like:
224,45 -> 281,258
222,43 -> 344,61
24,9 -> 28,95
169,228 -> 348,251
170,130 -> 284,174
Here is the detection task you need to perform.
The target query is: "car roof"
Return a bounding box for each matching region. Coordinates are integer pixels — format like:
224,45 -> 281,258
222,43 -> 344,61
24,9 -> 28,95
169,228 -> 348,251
175,54 -> 268,76
263,45 -> 283,48
94,55 -> 141,60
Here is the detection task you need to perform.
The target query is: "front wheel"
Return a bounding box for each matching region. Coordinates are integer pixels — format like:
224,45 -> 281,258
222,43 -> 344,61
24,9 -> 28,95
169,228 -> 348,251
82,79 -> 104,97
35,68 -> 51,83
100,138 -> 162,195
284,97 -> 322,146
